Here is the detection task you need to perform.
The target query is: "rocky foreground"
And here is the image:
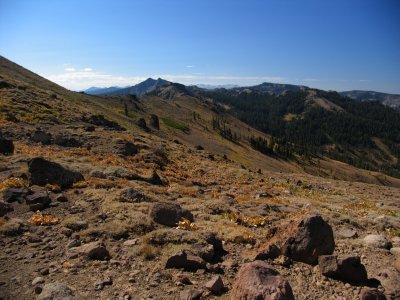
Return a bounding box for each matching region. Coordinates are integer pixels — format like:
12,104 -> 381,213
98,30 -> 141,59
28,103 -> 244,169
0,121 -> 400,299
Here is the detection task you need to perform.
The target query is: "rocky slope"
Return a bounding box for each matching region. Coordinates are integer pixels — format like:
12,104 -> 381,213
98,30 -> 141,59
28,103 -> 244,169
1,56 -> 400,300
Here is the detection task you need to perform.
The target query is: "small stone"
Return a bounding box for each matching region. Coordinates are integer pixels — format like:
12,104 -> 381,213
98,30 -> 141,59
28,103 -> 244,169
204,275 -> 224,294
360,287 -> 387,300
32,277 -> 45,285
68,241 -> 110,260
338,228 -> 358,239
363,234 -> 392,249
180,289 -> 203,300
37,282 -> 76,300
122,239 -> 139,247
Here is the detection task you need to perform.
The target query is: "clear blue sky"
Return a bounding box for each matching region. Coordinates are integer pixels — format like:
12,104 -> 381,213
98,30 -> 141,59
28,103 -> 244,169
1,0 -> 399,93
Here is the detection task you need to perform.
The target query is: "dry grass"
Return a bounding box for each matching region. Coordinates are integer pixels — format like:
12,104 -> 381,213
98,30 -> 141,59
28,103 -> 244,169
136,244 -> 160,260
0,177 -> 28,192
29,212 -> 60,226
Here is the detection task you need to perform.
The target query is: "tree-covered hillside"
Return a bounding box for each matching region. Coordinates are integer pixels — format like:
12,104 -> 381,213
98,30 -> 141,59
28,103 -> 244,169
205,89 -> 400,177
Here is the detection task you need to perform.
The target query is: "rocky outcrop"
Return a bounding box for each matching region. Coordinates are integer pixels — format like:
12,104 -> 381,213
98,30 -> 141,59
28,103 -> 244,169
277,214 -> 335,265
28,157 -> 84,189
3,187 -> 30,203
231,261 -> 295,300
149,202 -> 193,227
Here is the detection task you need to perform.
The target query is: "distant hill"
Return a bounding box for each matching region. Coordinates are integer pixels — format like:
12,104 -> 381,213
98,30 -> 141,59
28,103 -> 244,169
195,84 -> 239,90
84,86 -> 124,95
340,90 -> 400,108
94,78 -> 170,96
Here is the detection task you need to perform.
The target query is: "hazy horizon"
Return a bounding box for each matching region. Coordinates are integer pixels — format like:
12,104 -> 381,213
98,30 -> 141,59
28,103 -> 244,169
1,0 -> 399,93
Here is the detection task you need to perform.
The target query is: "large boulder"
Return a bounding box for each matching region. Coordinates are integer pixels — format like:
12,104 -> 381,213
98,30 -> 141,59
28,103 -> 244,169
279,215 -> 335,265
28,157 -> 84,189
37,282 -> 76,300
231,261 -> 295,300
149,202 -> 193,227
0,138 -> 14,155
318,255 -> 368,284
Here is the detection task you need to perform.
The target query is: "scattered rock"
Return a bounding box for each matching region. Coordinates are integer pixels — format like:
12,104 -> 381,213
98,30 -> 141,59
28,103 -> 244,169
338,228 -> 358,239
360,287 -> 387,300
231,261 -> 295,300
275,255 -> 293,268
165,250 -> 206,271
376,269 -> 400,299
83,114 -> 125,131
113,139 -> 138,156
53,193 -> 68,202
180,289 -> 203,300
122,239 -> 139,247
150,114 -> 160,130
0,200 -> 13,216
280,214 -> 335,265
62,216 -> 88,231
69,241 -> 110,260
390,247 -> 400,257
0,138 -> 14,155
255,243 -> 280,260
32,277 -> 45,286
0,218 -> 25,236
53,135 -> 82,147
31,130 -> 52,145
204,275 -> 224,294
137,118 -> 148,130
26,192 -> 51,211
37,282 -> 76,300
395,257 -> 400,273
28,157 -> 84,189
118,188 -> 147,203
150,202 -> 193,227
319,255 -> 368,284
363,234 -> 392,249
94,276 -> 112,291
3,187 -> 30,203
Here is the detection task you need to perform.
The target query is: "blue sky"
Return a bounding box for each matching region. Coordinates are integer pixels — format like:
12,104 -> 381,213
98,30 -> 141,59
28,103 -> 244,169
0,0 -> 399,93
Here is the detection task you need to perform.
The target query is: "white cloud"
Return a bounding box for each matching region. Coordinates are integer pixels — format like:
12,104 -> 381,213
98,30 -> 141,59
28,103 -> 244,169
46,70 -> 145,91
65,67 -> 75,72
83,68 -> 93,72
186,65 -> 194,68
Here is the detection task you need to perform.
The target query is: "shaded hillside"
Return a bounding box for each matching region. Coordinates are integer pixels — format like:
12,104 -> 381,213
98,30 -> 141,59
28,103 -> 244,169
340,90 -> 400,108
201,88 -> 400,178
